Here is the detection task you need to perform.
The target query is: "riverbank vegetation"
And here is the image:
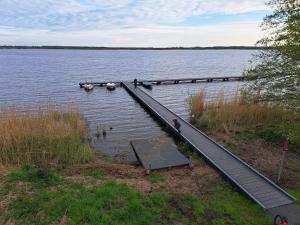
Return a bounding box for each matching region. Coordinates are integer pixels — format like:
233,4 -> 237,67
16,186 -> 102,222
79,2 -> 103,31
190,92 -> 300,190
0,160 -> 271,225
0,107 -> 94,167
0,106 -> 272,224
191,92 -> 300,153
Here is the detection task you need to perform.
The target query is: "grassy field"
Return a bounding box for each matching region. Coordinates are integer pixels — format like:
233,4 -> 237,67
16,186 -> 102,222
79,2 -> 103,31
0,106 -> 274,224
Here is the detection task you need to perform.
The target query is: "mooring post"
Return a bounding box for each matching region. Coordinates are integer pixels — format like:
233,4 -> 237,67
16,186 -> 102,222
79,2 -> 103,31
277,137 -> 290,183
146,163 -> 151,175
189,156 -> 193,168
277,151 -> 286,183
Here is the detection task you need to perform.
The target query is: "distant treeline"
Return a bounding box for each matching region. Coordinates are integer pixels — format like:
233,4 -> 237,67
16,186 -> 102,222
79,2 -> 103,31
0,45 -> 267,50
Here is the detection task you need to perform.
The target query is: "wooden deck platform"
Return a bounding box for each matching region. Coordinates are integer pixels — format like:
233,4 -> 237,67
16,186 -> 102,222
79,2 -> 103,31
131,138 -> 190,172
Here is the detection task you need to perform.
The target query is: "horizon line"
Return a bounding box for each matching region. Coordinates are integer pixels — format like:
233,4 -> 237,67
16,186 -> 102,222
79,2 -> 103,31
0,45 -> 264,50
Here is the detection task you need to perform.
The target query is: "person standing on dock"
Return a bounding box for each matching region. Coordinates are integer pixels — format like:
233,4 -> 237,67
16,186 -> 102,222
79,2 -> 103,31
134,78 -> 138,88
172,118 -> 181,133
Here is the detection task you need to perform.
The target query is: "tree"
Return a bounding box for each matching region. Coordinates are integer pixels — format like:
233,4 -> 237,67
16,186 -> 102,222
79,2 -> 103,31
243,0 -> 300,109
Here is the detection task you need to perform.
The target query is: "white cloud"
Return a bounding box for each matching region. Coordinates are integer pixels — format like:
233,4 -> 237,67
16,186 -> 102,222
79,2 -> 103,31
0,0 -> 269,46
0,21 -> 264,47
0,0 -> 269,30
132,0 -> 267,23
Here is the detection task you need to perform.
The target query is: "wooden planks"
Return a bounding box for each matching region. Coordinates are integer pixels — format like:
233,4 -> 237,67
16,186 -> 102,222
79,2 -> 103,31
122,82 -> 296,209
131,138 -> 189,171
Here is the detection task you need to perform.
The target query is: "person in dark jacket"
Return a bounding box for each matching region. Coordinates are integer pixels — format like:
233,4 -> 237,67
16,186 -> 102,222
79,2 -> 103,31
172,118 -> 181,133
134,78 -> 138,88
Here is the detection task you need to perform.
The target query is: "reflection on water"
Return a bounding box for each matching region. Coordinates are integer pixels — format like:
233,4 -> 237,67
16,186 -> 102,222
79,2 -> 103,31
0,49 -> 253,161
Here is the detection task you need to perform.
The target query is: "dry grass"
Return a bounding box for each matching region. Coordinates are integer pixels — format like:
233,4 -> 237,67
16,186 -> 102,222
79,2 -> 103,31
190,91 -> 205,120
191,92 -> 289,133
0,106 -> 94,167
191,91 -> 300,187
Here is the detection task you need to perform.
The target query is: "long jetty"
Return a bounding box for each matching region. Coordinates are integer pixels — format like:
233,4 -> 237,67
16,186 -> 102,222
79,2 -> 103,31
79,76 -> 243,87
122,82 -> 296,209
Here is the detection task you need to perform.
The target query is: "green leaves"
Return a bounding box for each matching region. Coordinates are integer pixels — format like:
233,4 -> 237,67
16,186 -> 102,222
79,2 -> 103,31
244,0 -> 300,110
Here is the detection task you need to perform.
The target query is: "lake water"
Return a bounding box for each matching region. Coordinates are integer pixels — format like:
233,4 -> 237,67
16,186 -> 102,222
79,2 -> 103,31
0,49 -> 255,162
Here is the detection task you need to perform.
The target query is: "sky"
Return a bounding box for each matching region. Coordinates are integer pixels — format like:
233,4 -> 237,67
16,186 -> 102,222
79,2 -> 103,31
0,0 -> 271,47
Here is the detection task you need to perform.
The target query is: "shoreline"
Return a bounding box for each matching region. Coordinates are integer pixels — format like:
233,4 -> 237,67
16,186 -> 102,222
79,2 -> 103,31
0,45 -> 266,50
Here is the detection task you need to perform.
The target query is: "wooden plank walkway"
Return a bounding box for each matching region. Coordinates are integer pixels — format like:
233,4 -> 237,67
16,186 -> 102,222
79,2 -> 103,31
122,82 -> 296,209
79,76 -> 243,87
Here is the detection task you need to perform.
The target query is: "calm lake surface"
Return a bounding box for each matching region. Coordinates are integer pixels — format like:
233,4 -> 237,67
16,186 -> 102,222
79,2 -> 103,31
0,49 -> 256,162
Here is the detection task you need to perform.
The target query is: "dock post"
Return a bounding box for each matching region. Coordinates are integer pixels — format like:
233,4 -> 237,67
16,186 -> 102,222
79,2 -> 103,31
189,156 -> 193,168
146,163 -> 151,175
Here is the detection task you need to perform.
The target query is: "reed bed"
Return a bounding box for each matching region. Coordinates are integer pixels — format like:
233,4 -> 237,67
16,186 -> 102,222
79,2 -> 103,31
0,107 -> 94,167
191,92 -> 292,134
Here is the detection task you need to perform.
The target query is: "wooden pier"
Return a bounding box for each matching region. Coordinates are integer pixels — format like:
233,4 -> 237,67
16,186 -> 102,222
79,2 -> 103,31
122,82 -> 296,209
79,76 -> 243,88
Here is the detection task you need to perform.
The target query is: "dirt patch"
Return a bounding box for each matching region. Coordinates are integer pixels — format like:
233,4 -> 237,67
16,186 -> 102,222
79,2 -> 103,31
64,158 -> 220,196
213,132 -> 300,189
109,159 -> 219,196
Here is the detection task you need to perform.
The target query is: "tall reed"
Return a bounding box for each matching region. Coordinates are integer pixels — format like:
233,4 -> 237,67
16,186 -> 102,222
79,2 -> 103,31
191,92 -> 289,133
0,107 -> 94,167
190,91 -> 205,119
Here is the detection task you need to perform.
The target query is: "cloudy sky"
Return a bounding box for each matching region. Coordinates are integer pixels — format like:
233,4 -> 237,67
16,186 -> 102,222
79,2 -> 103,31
0,0 -> 270,47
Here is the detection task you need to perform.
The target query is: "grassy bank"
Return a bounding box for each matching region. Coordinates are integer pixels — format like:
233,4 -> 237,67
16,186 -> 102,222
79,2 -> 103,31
0,106 -> 274,224
0,107 -> 94,168
190,92 -> 300,191
0,165 -> 271,225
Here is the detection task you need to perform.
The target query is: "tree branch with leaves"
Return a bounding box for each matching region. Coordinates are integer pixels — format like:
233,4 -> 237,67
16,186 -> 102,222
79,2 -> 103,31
243,0 -> 300,109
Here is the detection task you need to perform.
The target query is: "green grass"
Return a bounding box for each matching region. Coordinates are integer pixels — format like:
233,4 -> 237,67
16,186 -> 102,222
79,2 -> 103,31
0,166 -> 272,225
148,173 -> 166,183
7,165 -> 65,188
288,189 -> 300,203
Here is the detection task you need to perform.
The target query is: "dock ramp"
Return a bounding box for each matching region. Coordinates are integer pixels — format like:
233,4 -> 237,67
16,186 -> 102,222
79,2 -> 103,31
122,82 -> 296,209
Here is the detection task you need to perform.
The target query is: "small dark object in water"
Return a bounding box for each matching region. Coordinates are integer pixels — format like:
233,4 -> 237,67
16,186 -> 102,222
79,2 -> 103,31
110,127 -> 113,130
96,126 -> 101,138
102,129 -> 107,137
